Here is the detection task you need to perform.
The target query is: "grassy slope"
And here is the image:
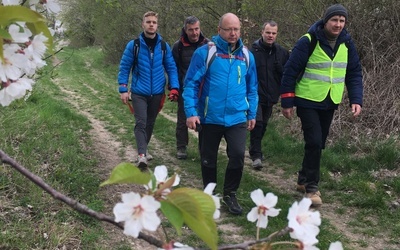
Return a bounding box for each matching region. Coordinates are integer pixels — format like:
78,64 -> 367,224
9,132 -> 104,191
1,45 -> 399,249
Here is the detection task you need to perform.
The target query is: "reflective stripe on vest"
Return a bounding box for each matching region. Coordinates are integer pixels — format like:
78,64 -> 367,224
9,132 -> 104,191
296,35 -> 348,104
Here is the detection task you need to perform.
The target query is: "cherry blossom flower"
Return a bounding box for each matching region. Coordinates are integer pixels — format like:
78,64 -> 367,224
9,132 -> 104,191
0,77 -> 35,106
329,241 -> 343,250
0,44 -> 28,82
146,165 -> 180,196
160,241 -> 194,250
203,183 -> 220,219
2,0 -> 20,5
41,0 -> 61,14
8,23 -> 33,43
287,198 -> 321,246
113,192 -> 161,238
247,189 -> 281,228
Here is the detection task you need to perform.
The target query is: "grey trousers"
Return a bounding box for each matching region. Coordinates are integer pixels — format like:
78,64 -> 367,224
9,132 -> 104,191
131,92 -> 164,155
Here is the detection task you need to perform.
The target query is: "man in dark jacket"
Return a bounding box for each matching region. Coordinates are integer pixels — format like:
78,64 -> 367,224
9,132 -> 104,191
249,21 -> 289,170
172,16 -> 209,160
280,4 -> 363,206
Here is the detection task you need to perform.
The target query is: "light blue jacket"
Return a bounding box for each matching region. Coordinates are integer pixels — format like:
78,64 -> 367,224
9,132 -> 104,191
118,33 -> 179,95
183,35 -> 258,127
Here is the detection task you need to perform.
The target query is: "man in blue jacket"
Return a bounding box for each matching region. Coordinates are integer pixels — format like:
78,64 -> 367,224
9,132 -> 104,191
280,4 -> 363,206
184,13 -> 258,215
118,11 -> 179,170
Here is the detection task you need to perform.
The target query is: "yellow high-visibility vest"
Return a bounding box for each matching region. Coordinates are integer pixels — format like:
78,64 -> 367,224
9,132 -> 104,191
295,34 -> 348,104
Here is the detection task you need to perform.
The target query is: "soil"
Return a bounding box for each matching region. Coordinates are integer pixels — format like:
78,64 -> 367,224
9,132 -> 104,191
50,49 -> 393,250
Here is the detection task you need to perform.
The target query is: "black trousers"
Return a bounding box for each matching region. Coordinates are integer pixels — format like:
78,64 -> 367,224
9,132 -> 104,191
249,104 -> 273,160
199,122 -> 247,195
176,89 -> 188,150
296,107 -> 335,193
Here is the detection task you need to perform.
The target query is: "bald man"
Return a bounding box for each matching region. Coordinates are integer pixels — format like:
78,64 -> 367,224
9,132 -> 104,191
183,13 -> 258,215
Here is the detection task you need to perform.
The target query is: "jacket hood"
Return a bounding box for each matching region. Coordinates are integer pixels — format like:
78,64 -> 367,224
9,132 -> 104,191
212,34 -> 244,54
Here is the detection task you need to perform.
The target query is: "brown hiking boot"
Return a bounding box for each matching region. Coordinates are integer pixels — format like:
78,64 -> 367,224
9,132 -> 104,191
305,191 -> 322,206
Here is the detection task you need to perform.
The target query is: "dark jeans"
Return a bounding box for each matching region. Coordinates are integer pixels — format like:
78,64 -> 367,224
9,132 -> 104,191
176,90 -> 188,150
249,104 -> 273,160
296,107 -> 335,193
199,122 -> 247,195
131,93 -> 164,155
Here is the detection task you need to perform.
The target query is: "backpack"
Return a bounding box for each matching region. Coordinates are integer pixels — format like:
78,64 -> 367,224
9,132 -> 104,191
132,38 -> 167,71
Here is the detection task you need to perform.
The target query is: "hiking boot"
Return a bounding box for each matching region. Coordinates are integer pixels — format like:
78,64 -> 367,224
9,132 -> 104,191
305,191 -> 322,206
252,158 -> 263,170
146,151 -> 153,161
296,184 -> 306,193
137,154 -> 148,171
223,193 -> 243,215
176,148 -> 187,160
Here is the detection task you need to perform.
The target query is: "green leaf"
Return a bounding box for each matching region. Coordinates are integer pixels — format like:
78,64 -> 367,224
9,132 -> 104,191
160,200 -> 184,235
0,28 -> 11,40
0,6 -> 53,51
100,162 -> 151,186
167,188 -> 218,250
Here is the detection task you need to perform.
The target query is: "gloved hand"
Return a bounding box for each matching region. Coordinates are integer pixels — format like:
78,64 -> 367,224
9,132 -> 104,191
168,89 -> 179,102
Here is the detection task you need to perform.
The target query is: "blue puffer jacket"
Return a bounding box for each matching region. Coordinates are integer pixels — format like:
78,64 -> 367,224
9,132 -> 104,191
118,33 -> 179,95
280,20 -> 363,109
183,35 -> 258,127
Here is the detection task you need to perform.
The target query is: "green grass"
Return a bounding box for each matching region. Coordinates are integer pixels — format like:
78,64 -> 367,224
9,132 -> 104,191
1,45 -> 399,249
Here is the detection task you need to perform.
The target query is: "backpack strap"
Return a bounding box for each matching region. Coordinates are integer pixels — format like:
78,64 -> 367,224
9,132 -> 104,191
205,42 -> 217,71
132,38 -> 140,71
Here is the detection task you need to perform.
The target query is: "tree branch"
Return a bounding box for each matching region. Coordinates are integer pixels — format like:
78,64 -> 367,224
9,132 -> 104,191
0,149 -> 163,248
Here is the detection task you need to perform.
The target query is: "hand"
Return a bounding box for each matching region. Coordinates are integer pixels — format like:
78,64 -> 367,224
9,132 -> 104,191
351,104 -> 362,117
186,116 -> 200,130
282,107 -> 294,120
120,92 -> 129,104
247,119 -> 256,131
168,89 -> 179,102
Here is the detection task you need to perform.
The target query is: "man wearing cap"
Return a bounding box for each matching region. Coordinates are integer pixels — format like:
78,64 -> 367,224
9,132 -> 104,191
280,4 -> 363,206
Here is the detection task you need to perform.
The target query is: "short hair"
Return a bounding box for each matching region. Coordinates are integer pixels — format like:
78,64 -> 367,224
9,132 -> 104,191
143,11 -> 158,21
262,20 -> 278,30
184,16 -> 200,29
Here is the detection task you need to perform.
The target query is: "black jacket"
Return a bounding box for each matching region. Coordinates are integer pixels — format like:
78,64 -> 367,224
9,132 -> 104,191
250,39 -> 289,105
172,28 -> 209,89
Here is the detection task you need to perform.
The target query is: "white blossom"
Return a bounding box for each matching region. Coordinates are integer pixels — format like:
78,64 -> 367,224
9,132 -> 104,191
247,189 -> 280,228
42,0 -> 61,14
329,241 -> 343,250
146,165 -> 180,196
0,44 -> 28,82
8,23 -> 32,43
203,183 -> 220,219
0,77 -> 35,106
113,192 -> 161,238
2,0 -> 20,5
287,198 -> 321,246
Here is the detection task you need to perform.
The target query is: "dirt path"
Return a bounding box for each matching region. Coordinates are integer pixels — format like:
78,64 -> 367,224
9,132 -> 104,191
51,53 -> 390,250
